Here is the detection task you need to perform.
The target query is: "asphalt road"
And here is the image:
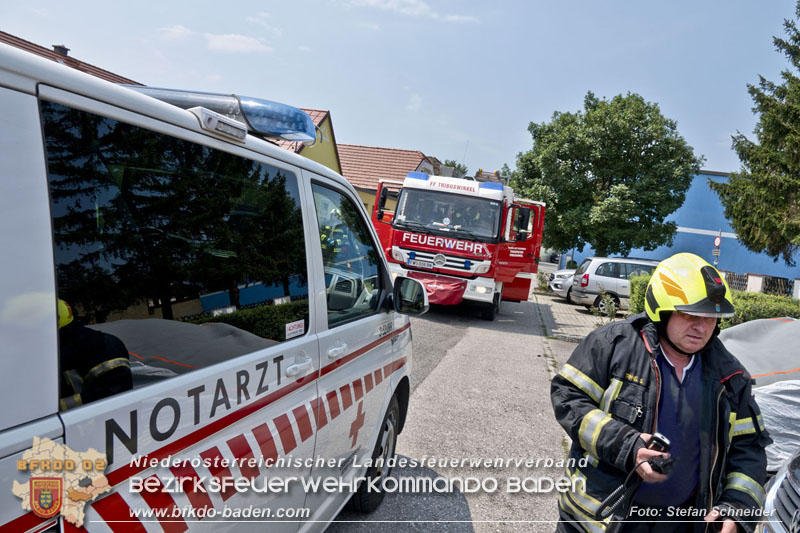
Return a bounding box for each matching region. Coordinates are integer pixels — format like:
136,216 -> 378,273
332,278 -> 576,533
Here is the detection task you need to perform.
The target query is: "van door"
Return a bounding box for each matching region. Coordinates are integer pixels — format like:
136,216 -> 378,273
303,177 -> 405,519
38,95 -> 320,532
0,86 -> 64,533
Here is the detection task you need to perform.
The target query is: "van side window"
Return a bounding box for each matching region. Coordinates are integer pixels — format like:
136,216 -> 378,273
595,262 -> 619,278
40,101 -> 309,410
624,263 -> 656,279
311,183 -> 382,326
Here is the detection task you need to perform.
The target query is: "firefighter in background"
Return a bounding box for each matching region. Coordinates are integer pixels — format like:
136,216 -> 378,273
58,299 -> 132,411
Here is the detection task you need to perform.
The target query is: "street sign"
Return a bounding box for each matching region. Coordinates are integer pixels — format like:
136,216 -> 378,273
712,249 -> 721,256
714,235 -> 721,248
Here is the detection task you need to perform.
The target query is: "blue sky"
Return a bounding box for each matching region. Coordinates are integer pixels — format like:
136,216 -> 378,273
1,1 -> 796,175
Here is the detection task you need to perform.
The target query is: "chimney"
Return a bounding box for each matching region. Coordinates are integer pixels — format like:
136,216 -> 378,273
52,45 -> 70,57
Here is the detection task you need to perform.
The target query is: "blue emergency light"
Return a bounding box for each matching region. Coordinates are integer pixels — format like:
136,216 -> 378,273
479,182 -> 504,191
406,172 -> 430,180
125,86 -> 316,143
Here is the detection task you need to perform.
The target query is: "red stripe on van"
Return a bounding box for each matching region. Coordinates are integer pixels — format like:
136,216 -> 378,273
293,405 -> 313,442
364,373 -> 374,393
199,447 -> 235,502
320,322 -> 410,377
251,424 -> 279,465
374,368 -> 383,386
137,476 -> 187,533
309,397 -> 328,430
274,414 -> 297,454
326,390 -> 341,419
91,491 -> 147,532
226,435 -> 259,480
340,385 -> 353,411
169,461 -> 213,516
352,379 -> 364,401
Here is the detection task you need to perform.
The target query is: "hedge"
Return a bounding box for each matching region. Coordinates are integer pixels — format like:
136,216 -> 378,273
628,274 -> 800,329
189,300 -> 308,341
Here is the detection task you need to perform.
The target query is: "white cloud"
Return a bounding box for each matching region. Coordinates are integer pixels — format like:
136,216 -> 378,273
358,22 -> 382,31
159,25 -> 194,41
246,11 -> 283,38
203,33 -> 273,53
298,46 -> 313,52
341,0 -> 478,23
406,93 -> 422,112
443,14 -> 479,24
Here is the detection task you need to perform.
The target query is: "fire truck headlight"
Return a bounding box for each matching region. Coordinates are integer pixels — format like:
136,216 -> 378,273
392,248 -> 404,261
475,264 -> 490,274
473,286 -> 491,294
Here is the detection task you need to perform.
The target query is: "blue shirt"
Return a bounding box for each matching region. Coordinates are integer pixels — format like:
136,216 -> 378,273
634,349 -> 702,507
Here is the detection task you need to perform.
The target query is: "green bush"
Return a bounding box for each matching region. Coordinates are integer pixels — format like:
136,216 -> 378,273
629,273 -> 651,315
189,300 -> 308,342
628,275 -> 800,329
720,291 -> 800,329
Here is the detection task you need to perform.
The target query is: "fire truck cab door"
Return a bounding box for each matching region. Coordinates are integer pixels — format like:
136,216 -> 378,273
498,205 -> 538,301
370,182 -> 401,259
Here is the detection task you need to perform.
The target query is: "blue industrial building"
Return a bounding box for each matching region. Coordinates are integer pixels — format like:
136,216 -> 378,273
561,171 -> 799,282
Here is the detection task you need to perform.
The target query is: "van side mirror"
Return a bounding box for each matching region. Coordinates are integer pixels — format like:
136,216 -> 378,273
392,276 -> 428,315
377,210 -> 384,221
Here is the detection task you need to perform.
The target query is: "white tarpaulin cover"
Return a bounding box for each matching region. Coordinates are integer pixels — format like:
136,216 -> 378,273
719,318 -> 800,471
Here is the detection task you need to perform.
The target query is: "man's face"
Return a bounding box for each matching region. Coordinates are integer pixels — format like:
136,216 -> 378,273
665,311 -> 717,354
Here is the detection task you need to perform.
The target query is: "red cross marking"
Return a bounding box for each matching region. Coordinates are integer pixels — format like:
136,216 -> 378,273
350,401 -> 365,448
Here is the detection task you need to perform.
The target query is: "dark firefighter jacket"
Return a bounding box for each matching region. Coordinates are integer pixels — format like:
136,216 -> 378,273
551,313 -> 770,533
59,322 -> 132,411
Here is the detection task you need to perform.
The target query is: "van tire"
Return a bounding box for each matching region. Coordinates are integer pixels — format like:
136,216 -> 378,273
347,395 -> 399,513
594,295 -> 620,316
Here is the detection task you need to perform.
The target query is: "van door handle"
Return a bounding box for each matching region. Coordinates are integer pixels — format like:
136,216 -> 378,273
327,343 -> 348,359
286,356 -> 313,377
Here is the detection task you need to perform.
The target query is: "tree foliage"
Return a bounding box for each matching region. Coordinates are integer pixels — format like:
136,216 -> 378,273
512,91 -> 703,257
443,159 -> 468,177
710,3 -> 800,266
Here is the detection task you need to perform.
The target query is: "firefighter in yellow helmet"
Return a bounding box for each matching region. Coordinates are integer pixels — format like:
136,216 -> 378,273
552,253 -> 768,533
58,299 -> 132,411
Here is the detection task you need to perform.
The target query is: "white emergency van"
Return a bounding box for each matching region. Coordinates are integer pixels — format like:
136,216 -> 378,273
0,42 -> 428,532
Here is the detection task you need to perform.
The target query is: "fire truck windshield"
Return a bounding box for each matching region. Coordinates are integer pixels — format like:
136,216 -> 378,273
392,188 -> 501,242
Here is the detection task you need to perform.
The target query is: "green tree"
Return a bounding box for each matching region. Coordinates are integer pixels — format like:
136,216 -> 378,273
512,91 -> 703,257
443,159 -> 468,177
710,3 -> 800,266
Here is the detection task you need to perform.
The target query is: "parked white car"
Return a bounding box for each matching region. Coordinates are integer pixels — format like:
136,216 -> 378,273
548,269 -> 576,303
570,256 -> 660,314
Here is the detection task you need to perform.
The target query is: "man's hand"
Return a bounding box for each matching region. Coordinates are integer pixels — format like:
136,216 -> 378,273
704,507 -> 737,532
635,433 -> 670,483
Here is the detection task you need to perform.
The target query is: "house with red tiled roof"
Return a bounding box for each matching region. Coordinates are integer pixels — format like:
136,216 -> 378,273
0,31 -> 343,175
338,144 -> 436,213
0,30 -> 140,85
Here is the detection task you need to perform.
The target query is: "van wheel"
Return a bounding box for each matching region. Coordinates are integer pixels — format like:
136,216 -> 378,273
482,293 -> 500,321
347,395 -> 399,513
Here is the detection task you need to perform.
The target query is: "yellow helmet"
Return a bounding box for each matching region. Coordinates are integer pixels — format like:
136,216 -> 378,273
645,253 -> 735,322
58,298 -> 74,329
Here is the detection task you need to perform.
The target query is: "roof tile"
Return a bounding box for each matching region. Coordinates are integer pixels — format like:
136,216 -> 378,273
338,144 -> 427,191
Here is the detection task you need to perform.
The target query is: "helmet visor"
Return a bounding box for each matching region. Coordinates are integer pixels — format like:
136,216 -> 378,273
675,297 -> 735,318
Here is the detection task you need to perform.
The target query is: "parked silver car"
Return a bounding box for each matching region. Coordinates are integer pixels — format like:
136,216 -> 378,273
570,256 -> 660,313
548,269 -> 576,303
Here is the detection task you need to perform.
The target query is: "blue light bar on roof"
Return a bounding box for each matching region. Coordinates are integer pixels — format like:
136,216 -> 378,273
124,85 -> 316,143
238,97 -> 315,142
406,172 -> 430,180
479,182 -> 504,190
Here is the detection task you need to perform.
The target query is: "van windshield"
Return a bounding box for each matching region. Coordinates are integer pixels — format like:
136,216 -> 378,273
392,188 -> 501,242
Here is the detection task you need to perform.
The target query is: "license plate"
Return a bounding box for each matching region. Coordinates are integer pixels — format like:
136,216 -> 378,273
408,259 -> 434,269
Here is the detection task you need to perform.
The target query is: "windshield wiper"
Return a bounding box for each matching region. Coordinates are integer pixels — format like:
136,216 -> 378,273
395,219 -> 433,234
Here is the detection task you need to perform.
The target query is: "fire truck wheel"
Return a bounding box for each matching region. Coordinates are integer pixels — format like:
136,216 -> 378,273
482,293 -> 500,321
347,394 -> 399,513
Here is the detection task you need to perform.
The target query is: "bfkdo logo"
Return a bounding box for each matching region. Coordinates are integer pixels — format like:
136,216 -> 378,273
30,478 -> 63,519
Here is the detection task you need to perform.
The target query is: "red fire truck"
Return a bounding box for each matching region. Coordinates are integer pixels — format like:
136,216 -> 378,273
371,172 -> 545,320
